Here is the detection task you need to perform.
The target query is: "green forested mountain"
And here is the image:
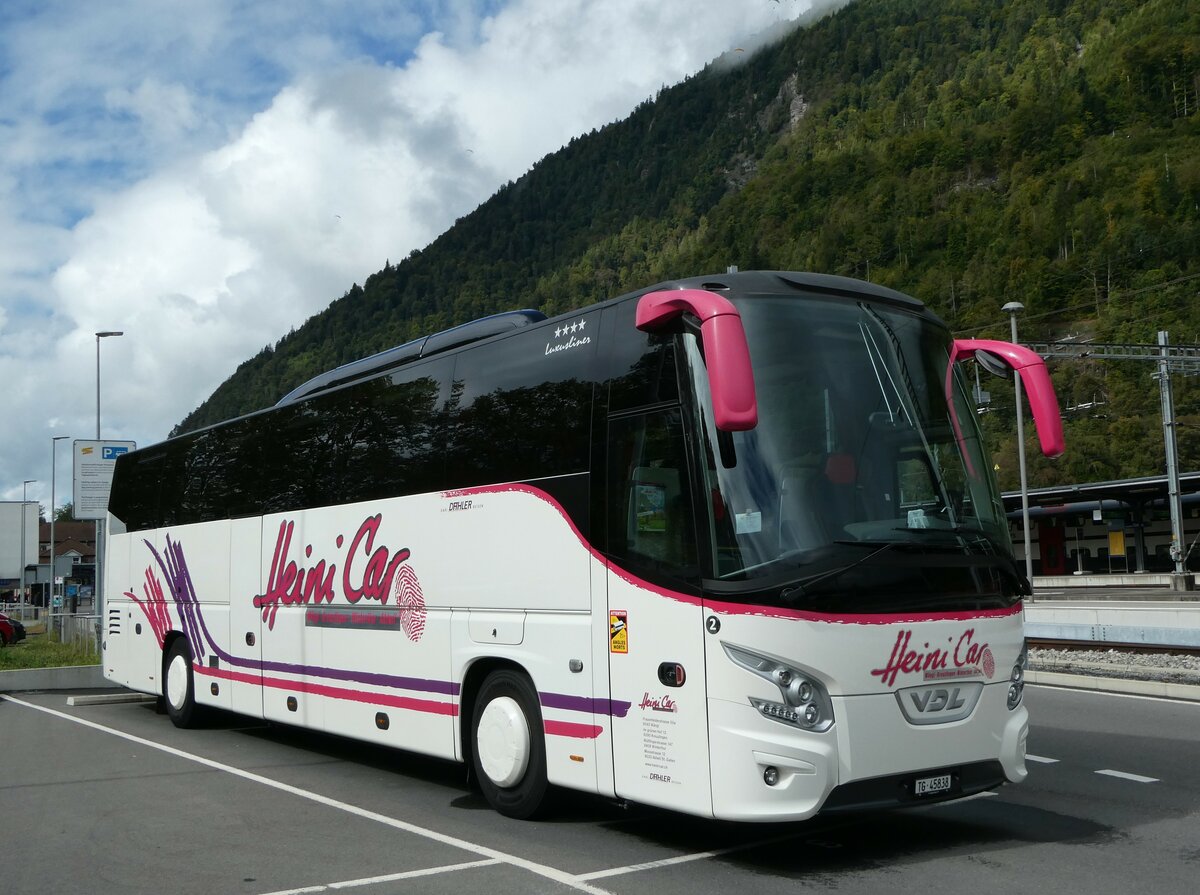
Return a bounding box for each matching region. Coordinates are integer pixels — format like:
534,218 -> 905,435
174,0 -> 1200,491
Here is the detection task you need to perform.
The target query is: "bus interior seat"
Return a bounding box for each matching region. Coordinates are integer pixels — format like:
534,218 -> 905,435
778,462 -> 824,552
778,453 -> 860,549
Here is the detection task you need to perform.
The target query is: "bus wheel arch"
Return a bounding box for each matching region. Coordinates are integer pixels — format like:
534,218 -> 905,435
463,661 -> 549,819
162,634 -> 200,729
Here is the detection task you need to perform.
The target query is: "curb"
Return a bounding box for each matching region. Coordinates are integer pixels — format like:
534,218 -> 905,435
0,664 -> 107,693
1027,669 -> 1200,702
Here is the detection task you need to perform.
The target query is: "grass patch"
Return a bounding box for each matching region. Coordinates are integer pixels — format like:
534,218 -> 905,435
0,630 -> 98,670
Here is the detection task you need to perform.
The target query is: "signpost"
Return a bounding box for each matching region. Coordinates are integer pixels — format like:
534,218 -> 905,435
73,439 -> 135,642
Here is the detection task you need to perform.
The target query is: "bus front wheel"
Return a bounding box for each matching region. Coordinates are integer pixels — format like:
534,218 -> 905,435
164,638 -> 200,729
471,670 -> 548,819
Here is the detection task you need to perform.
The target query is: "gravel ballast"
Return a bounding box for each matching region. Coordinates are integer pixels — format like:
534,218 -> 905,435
1029,647 -> 1200,686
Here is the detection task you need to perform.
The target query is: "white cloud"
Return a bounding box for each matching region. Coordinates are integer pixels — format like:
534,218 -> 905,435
0,0 -> 811,511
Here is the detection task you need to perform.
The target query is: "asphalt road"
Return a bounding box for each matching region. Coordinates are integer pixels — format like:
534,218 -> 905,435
1,685 -> 1197,895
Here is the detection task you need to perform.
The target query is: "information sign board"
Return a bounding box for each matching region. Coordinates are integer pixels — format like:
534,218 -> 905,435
73,440 -> 136,520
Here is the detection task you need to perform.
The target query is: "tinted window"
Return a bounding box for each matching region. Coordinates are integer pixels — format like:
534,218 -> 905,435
253,359 -> 451,514
445,313 -> 599,487
604,299 -> 680,413
606,408 -> 699,583
112,358 -> 452,531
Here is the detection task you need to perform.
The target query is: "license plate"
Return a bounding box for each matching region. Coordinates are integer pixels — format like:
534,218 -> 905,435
914,774 -> 953,797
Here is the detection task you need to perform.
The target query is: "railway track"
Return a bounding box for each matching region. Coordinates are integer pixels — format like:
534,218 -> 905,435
1027,637 -> 1200,656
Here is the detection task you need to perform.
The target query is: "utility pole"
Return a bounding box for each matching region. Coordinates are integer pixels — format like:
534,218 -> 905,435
1028,335 -> 1200,588
1156,331 -> 1186,577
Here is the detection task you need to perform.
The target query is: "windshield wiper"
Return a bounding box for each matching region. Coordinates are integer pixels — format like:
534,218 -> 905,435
780,542 -> 897,604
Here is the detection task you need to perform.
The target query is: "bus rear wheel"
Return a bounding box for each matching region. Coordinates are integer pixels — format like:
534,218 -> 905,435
471,670 -> 549,819
164,638 -> 200,729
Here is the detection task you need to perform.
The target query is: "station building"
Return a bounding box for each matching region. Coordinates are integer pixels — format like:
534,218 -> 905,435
1003,471 -> 1200,576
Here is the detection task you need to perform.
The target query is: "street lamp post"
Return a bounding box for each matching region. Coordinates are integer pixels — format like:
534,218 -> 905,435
96,331 -> 123,439
1002,301 -> 1034,590
50,435 -> 69,636
95,330 -> 123,638
19,479 -> 36,618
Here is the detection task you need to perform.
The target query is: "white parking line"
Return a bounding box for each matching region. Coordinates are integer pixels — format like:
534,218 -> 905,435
257,859 -> 501,894
0,695 -> 614,895
1026,754 -> 1060,764
1096,769 -> 1159,784
578,833 -> 797,881
951,791 -> 999,804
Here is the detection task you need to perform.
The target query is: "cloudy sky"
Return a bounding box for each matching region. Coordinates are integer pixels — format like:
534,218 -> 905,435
1,0 -> 814,515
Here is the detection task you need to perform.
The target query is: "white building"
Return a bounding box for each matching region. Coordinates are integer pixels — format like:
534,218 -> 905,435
0,501 -> 40,599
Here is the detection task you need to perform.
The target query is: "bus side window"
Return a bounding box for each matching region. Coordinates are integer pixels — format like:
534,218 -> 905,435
607,409 -> 698,580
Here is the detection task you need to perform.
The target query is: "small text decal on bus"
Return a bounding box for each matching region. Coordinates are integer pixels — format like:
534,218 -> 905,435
639,693 -> 678,713
870,628 -> 994,688
253,514 -> 425,641
545,318 -> 591,356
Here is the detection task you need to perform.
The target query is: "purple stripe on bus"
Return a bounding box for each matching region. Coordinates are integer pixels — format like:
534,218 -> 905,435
540,691 -> 632,718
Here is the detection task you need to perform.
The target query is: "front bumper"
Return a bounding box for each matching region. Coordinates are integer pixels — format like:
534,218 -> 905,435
706,687 -> 1028,822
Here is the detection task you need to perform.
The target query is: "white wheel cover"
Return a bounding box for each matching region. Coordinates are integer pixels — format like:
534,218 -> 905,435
477,695 -> 530,788
166,653 -> 189,711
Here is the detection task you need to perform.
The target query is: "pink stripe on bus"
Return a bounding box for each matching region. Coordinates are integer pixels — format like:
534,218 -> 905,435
197,664 -> 458,716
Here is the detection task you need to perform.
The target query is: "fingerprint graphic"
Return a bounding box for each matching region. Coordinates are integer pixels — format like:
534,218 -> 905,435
394,564 -> 427,643
981,647 -> 996,680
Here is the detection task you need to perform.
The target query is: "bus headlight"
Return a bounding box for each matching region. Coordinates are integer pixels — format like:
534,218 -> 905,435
723,643 -> 834,732
1007,641 -> 1028,710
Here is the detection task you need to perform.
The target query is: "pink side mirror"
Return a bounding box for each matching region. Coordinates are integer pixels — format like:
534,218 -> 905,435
951,339 -> 1065,458
636,289 -> 758,431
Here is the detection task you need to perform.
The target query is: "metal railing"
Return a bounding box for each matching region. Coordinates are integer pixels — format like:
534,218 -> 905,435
48,612 -> 101,654
1,603 -> 100,655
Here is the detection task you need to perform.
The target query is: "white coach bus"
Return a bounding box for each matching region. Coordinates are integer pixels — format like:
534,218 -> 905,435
103,270 -> 1064,821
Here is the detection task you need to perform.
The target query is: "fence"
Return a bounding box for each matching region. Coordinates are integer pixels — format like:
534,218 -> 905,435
1,603 -> 100,655
50,612 -> 101,654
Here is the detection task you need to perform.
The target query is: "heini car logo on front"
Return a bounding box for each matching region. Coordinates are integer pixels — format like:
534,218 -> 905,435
870,628 -> 995,688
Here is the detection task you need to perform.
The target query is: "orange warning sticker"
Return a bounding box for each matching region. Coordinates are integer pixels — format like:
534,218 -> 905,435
609,610 -> 628,654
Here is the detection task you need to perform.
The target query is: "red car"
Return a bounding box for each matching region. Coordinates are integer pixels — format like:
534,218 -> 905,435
0,611 -> 26,647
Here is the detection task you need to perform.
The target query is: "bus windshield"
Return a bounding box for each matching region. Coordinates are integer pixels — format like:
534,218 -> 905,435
684,296 -> 1019,610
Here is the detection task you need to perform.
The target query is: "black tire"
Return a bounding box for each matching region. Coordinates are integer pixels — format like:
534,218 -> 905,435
163,638 -> 200,728
471,670 -> 549,819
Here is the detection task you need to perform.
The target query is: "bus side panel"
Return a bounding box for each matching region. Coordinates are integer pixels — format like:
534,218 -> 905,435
172,520 -> 233,713
227,516 -> 264,720
432,486 -> 591,612
101,525 -> 134,690
260,513 -> 324,732
451,610 -> 598,792
435,488 -> 596,777
524,611 -> 597,791
607,573 -> 712,817
322,605 -> 455,758
123,529 -> 178,694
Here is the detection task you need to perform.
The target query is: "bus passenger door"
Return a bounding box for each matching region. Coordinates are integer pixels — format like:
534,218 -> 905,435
605,408 -> 713,817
